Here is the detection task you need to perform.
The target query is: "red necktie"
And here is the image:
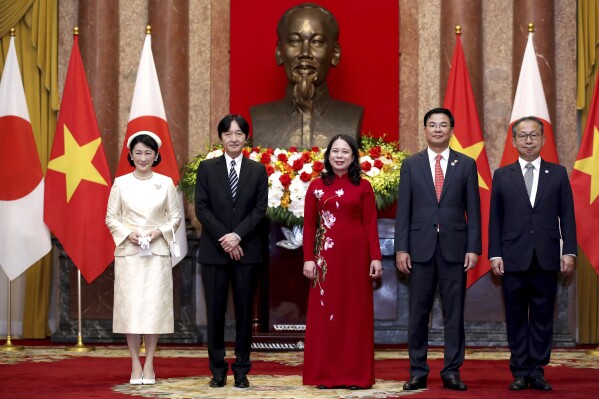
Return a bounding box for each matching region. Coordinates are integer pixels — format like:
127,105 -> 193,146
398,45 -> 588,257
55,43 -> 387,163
434,154 -> 444,201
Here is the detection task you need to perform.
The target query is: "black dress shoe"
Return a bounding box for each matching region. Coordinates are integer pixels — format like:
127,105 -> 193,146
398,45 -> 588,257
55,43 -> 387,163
209,374 -> 226,388
348,385 -> 369,390
509,377 -> 528,390
528,376 -> 552,391
234,374 -> 250,388
443,375 -> 467,391
403,376 -> 427,390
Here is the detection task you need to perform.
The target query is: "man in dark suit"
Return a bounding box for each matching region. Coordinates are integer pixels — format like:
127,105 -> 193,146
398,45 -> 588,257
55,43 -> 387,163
489,116 -> 576,392
395,108 -> 481,391
195,114 -> 268,389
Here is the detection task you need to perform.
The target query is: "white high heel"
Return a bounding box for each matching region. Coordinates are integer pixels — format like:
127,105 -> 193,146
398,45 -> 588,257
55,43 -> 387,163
142,372 -> 156,385
130,373 -> 143,385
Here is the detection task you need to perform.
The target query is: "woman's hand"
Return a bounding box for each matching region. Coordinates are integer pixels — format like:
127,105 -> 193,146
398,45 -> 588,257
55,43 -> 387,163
127,232 -> 142,246
370,260 -> 383,279
303,261 -> 317,280
148,229 -> 162,243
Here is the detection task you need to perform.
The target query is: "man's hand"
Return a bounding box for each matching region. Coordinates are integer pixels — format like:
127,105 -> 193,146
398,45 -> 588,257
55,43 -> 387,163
396,252 -> 411,274
219,233 -> 240,253
560,254 -> 575,277
464,252 -> 478,271
228,245 -> 244,261
491,258 -> 504,276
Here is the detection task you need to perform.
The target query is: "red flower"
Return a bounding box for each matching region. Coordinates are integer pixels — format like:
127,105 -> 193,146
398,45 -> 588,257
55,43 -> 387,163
300,172 -> 312,182
311,146 -> 320,153
312,161 -> 324,173
288,146 -> 298,153
279,174 -> 292,187
361,161 -> 372,171
277,153 -> 288,163
252,147 -> 260,153
265,165 -> 275,176
266,147 -> 275,154
260,152 -> 271,164
374,159 -> 384,169
301,151 -> 312,163
242,149 -> 250,158
292,159 -> 304,171
369,146 -> 381,158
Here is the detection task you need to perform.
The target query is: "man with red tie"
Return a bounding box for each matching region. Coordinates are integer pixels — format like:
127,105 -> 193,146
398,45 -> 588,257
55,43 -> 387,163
395,108 -> 481,391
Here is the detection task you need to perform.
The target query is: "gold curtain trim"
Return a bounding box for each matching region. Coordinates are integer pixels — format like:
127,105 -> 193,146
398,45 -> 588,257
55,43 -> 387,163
0,0 -> 34,37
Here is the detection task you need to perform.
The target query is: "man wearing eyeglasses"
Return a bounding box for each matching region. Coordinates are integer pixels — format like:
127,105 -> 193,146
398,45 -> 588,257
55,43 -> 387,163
395,108 -> 481,391
489,116 -> 577,392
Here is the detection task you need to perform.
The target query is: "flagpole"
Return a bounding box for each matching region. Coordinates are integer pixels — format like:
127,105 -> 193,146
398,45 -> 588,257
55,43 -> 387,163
0,280 -> 24,351
65,269 -> 95,352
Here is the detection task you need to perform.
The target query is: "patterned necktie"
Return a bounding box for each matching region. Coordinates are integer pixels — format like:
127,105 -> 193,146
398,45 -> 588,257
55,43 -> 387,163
434,154 -> 444,201
229,159 -> 238,200
524,162 -> 534,197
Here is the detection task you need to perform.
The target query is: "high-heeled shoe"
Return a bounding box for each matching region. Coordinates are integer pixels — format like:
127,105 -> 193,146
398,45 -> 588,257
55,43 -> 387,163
130,373 -> 143,385
142,372 -> 156,385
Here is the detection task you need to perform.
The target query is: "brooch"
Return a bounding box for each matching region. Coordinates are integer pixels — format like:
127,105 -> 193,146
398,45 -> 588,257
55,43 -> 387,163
154,184 -> 162,190
450,160 -> 459,166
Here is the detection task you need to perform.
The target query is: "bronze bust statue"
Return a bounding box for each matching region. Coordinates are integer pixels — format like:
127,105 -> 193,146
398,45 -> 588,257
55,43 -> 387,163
250,3 -> 363,149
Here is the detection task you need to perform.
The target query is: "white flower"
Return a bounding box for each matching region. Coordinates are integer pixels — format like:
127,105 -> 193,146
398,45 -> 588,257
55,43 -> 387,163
365,167 -> 381,177
335,189 -> 344,197
288,200 -> 305,218
301,163 -> 313,174
287,152 -> 302,165
314,189 -> 324,199
321,210 -> 336,229
206,149 -> 223,159
274,148 -> 288,156
248,151 -> 260,162
324,237 -> 334,250
268,187 -> 284,207
359,155 -> 374,164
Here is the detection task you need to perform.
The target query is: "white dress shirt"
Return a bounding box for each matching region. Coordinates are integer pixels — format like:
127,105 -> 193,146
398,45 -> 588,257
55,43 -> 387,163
427,147 -> 450,183
518,156 -> 541,206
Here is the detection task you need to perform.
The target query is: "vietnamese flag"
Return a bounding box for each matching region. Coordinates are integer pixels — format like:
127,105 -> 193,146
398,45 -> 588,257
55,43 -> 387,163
443,33 -> 493,288
572,72 -> 599,274
0,33 -> 51,281
500,31 -> 559,166
115,28 -> 188,266
44,32 -> 115,283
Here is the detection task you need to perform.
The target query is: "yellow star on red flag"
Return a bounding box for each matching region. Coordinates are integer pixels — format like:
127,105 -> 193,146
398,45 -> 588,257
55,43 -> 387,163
450,135 -> 490,190
573,126 -> 599,204
47,124 -> 108,202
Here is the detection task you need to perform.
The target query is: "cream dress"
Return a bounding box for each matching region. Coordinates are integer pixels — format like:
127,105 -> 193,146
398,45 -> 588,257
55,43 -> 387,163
105,172 -> 181,334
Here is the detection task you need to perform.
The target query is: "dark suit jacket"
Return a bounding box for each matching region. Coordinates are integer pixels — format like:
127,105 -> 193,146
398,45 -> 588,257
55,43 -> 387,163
394,148 -> 482,263
195,155 -> 268,265
488,159 -> 577,271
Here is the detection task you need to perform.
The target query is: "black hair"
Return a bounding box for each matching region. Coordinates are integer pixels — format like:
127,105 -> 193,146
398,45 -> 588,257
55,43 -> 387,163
128,134 -> 161,167
217,114 -> 250,140
423,107 -> 455,128
322,134 -> 361,186
511,116 -> 544,137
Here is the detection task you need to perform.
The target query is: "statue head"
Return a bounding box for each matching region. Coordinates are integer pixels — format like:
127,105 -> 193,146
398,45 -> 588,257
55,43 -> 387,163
275,3 -> 341,111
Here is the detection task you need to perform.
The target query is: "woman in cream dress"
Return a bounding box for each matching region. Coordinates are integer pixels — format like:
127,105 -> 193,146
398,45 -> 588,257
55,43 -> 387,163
106,131 -> 180,385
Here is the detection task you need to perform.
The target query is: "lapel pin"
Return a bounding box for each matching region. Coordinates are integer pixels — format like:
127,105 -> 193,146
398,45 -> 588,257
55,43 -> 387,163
451,160 -> 459,166
544,170 -> 549,174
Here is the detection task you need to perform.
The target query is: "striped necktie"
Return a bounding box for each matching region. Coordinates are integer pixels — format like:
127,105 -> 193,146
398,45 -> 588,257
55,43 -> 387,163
229,159 -> 238,200
524,163 -> 534,197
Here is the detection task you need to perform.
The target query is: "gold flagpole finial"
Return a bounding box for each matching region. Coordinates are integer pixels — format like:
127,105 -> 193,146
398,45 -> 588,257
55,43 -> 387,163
146,25 -> 152,34
9,28 -> 15,37
528,23 -> 534,33
455,25 -> 462,35
73,26 -> 79,36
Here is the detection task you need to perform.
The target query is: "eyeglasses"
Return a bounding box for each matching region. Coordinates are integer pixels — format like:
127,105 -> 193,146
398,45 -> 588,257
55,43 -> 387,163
427,123 -> 450,130
516,133 -> 542,142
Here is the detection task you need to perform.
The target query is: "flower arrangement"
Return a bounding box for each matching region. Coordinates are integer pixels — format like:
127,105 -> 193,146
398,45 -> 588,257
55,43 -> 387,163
180,135 -> 409,227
